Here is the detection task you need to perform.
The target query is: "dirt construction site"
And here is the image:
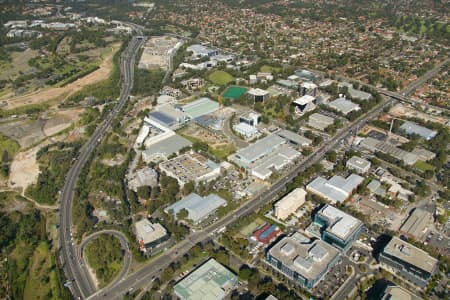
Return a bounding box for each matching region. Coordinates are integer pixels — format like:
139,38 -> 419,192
0,43 -> 119,110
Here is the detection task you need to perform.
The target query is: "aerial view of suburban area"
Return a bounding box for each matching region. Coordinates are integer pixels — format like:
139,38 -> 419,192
0,0 -> 448,300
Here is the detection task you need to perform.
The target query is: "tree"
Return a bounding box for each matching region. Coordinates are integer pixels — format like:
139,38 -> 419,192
176,208 -> 189,220
137,186 -> 151,199
182,181 -> 195,196
238,265 -> 252,281
326,151 -> 337,162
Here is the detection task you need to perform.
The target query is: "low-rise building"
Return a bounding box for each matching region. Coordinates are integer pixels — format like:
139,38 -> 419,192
165,193 -> 227,225
381,285 -> 421,300
266,232 -> 340,289
327,97 -> 361,115
159,153 -> 221,187
308,113 -> 335,131
128,168 -> 158,191
346,156 -> 371,174
360,137 -> 419,166
274,188 -> 307,220
276,129 -> 312,147
174,258 -> 238,300
233,122 -> 258,138
400,121 -> 437,141
148,104 -> 189,129
399,208 -> 433,240
293,95 -> 316,114
380,236 -> 438,288
239,111 -> 261,126
306,174 -> 364,204
187,44 -> 218,58
180,97 -> 220,119
314,205 -> 364,250
134,219 -> 169,253
247,88 -> 270,102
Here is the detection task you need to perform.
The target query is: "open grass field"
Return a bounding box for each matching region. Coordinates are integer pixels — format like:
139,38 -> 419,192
0,133 -> 19,161
238,217 -> 265,238
222,86 -> 248,99
208,70 -> 234,85
415,160 -> 435,172
23,242 -> 62,300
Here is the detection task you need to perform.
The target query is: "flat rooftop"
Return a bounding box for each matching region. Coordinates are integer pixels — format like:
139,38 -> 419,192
142,134 -> 192,160
159,153 -> 219,184
294,95 -> 315,106
248,88 -> 269,96
268,233 -> 339,282
181,97 -> 219,119
235,134 -> 285,164
276,129 -> 312,146
307,174 -> 364,203
165,193 -> 227,223
346,156 -> 371,170
328,97 -> 360,115
174,258 -> 238,300
308,113 -> 334,130
134,219 -> 167,245
399,208 -> 433,238
400,121 -> 437,140
317,205 -> 363,240
383,236 -> 438,274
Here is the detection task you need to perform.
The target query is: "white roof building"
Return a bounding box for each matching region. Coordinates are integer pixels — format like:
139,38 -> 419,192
274,188 -> 307,220
134,219 -> 168,251
346,156 -> 371,174
327,97 -> 360,115
233,122 -> 258,138
306,174 -> 364,203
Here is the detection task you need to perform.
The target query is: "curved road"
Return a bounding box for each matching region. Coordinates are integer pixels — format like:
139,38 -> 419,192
58,26 -> 143,300
79,230 -> 132,291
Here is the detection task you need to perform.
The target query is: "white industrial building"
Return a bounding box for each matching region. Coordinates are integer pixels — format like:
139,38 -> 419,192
274,188 -> 307,220
233,122 -> 258,138
346,156 -> 371,174
308,113 -> 335,131
306,174 -> 364,203
327,97 -> 360,115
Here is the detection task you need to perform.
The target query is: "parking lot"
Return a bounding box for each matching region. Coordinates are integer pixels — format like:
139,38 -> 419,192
313,258 -> 350,299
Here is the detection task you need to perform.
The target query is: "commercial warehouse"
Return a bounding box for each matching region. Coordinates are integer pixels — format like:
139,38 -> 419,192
306,174 -> 364,204
399,121 -> 437,140
276,130 -> 312,147
399,208 -> 433,240
308,113 -> 335,131
327,97 -> 360,115
174,258 -> 238,300
266,232 -> 340,289
164,193 -> 227,225
360,137 -> 419,165
181,97 -> 220,119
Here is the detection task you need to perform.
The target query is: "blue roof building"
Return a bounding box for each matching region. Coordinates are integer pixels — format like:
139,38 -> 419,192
400,121 -> 437,140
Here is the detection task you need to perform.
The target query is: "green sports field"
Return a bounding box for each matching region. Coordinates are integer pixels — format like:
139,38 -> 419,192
223,86 -> 248,99
208,70 -> 234,85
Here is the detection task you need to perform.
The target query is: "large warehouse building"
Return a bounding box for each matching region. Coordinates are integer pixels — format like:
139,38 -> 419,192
274,188 -> 307,220
174,258 -> 238,300
314,205 -> 364,250
380,236 -> 438,288
164,193 -> 227,225
306,174 -> 364,204
266,232 -> 340,289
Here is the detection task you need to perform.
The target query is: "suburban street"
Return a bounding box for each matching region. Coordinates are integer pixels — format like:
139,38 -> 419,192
58,27 -> 143,299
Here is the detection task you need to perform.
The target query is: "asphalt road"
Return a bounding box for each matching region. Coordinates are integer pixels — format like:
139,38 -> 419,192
78,230 -> 132,291
58,27 -> 143,300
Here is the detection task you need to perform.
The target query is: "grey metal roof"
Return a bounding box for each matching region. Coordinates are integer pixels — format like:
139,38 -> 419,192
328,97 -> 360,115
236,134 -> 285,164
400,121 -> 437,140
276,129 -> 312,146
307,174 -> 364,203
143,134 -> 192,158
165,193 -> 226,223
308,113 -> 334,130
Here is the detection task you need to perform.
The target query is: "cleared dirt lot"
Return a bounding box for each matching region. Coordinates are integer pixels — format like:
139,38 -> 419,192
390,103 -> 449,126
9,146 -> 40,193
0,43 -> 120,110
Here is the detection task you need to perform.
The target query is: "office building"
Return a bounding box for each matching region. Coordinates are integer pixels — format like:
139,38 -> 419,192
380,236 -> 438,288
239,112 -> 261,126
233,122 -> 258,138
293,95 -> 316,114
266,232 -> 340,289
187,44 -> 218,57
381,284 -> 421,300
247,88 -> 270,102
165,193 -> 227,225
306,174 -> 364,204
314,205 -> 364,250
274,188 -> 307,220
346,156 -> 371,174
134,219 -> 169,252
174,258 -> 238,300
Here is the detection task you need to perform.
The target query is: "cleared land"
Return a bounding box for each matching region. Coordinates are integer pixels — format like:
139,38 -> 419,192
0,43 -> 120,110
208,70 -> 234,85
9,146 -> 40,193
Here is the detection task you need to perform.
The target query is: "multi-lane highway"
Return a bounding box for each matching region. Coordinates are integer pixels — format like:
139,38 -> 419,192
58,27 -> 143,300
